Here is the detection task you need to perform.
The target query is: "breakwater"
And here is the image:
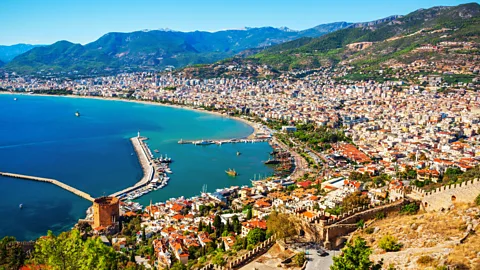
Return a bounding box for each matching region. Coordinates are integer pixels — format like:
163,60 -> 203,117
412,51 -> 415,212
110,136 -> 155,198
0,172 -> 94,202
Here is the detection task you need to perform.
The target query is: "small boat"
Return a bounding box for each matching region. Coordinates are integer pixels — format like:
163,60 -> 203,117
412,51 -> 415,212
131,153 -> 134,156
225,168 -> 238,177
19,204 -> 23,209
154,149 -> 159,153
75,111 -> 80,117
14,98 -> 18,101
264,159 -> 280,165
236,151 -> 241,156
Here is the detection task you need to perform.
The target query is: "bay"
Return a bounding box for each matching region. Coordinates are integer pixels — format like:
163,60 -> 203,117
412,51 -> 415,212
0,94 -> 273,240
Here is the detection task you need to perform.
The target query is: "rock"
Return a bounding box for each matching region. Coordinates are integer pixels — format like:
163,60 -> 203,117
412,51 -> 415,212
374,227 -> 380,233
411,223 -> 418,230
417,225 -> 423,232
467,224 -> 473,232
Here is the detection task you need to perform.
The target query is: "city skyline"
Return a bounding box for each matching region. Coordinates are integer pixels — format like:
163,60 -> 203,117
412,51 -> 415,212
0,0 -> 476,45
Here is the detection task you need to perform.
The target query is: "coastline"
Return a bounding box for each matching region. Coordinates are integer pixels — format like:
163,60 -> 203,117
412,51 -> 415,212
0,91 -> 261,139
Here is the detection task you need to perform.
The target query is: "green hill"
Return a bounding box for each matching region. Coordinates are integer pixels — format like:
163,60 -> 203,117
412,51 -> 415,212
248,3 -> 480,71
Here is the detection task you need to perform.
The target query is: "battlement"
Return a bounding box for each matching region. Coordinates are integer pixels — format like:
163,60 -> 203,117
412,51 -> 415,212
421,178 -> 480,212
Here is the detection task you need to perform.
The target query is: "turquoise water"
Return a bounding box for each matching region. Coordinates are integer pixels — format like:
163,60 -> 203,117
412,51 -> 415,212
0,94 -> 273,240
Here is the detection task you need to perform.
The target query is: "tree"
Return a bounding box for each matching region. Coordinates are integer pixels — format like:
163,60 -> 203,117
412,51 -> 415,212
293,252 -> 306,267
213,214 -> 222,231
331,237 -> 382,270
246,208 -> 253,220
0,236 -> 26,270
33,229 -> 122,270
378,235 -> 402,252
247,228 -> 266,246
266,211 -> 296,241
476,193 -> 480,206
170,261 -> 187,270
342,191 -> 370,213
212,252 -> 225,266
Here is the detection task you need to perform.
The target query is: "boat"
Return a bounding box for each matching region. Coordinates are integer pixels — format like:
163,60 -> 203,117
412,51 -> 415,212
225,168 -> 238,176
154,149 -> 159,153
19,204 -> 23,209
75,111 -> 80,117
236,151 -> 241,156
264,159 -> 280,165
195,140 -> 213,146
14,98 -> 18,101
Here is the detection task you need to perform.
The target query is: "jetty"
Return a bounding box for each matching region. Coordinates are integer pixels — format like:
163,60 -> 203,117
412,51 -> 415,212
178,138 -> 270,145
110,134 -> 155,198
0,172 -> 94,202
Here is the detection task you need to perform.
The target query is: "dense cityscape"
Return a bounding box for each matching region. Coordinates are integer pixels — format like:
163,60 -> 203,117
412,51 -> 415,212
1,1 -> 480,270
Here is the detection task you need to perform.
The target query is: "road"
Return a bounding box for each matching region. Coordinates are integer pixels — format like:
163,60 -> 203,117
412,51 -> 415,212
272,137 -> 308,180
305,248 -> 335,270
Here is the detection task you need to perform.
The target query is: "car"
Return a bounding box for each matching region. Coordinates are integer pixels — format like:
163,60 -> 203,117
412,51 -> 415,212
317,249 -> 329,256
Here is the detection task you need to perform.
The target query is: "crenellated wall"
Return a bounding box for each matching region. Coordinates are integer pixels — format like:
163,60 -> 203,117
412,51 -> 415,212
200,235 -> 277,270
420,178 -> 480,212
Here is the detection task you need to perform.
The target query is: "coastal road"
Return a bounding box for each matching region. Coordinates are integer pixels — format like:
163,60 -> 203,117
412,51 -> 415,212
271,137 -> 308,180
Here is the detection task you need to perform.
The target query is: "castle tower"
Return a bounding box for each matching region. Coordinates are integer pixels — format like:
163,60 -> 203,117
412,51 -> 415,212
93,196 -> 120,229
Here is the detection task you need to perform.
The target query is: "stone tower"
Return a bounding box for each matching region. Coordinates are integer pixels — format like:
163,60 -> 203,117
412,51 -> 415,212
93,196 -> 120,229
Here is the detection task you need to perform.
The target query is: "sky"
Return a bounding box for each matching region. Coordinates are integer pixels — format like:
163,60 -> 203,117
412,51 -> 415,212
0,0 -> 477,45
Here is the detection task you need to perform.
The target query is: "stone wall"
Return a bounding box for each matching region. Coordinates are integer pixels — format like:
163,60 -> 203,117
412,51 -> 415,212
420,178 -> 480,211
200,235 -> 276,270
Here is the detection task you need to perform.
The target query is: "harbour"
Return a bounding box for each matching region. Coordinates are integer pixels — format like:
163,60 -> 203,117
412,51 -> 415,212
0,94 -> 273,240
111,132 -> 173,201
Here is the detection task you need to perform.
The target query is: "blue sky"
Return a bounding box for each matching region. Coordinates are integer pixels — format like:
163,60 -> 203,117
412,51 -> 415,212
0,0 -> 477,45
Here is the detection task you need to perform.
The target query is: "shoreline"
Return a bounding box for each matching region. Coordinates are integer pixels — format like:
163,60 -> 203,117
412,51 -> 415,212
0,91 -> 261,139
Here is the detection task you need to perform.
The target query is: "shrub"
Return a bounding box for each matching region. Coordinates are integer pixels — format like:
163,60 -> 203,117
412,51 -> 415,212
400,203 -> 419,215
475,193 -> 480,206
375,212 -> 386,219
378,235 -> 402,252
365,227 -> 374,234
293,252 -> 306,267
417,255 -> 434,265
357,219 -> 365,229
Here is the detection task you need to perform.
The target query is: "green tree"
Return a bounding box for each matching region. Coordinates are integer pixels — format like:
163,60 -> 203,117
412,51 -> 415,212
33,229 -> 121,270
246,208 -> 253,220
0,236 -> 26,270
247,228 -> 266,246
476,193 -> 480,206
293,252 -> 306,267
170,261 -> 187,270
378,235 -> 402,252
331,237 -> 382,270
213,214 -> 222,231
212,252 -> 225,266
342,191 -> 370,213
266,211 -> 296,241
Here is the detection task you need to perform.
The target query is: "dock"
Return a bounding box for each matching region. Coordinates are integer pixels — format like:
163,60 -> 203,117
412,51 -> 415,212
178,138 -> 270,145
110,135 -> 155,198
0,172 -> 94,202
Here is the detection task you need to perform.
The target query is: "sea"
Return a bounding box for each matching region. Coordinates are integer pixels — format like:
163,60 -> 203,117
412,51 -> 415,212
0,94 -> 273,241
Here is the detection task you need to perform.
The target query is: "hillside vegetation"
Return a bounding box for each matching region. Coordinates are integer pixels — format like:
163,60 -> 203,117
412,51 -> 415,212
247,3 -> 480,71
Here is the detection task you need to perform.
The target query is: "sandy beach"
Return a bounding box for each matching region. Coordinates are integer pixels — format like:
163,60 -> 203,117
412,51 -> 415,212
0,91 -> 262,139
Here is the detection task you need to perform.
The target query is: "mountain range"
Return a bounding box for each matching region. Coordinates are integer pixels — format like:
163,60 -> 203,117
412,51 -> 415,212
0,44 -> 43,63
2,2 -> 479,76
2,22 -> 351,75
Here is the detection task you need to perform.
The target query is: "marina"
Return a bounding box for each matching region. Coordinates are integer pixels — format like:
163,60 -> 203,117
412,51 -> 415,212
178,138 -> 270,145
111,132 -> 173,201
